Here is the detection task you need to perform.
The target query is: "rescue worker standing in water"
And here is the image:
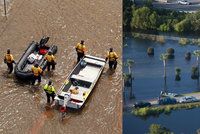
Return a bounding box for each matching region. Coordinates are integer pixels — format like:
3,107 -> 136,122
4,49 -> 15,74
43,80 -> 56,103
45,51 -> 56,71
31,63 -> 43,85
75,40 -> 86,63
105,48 -> 118,70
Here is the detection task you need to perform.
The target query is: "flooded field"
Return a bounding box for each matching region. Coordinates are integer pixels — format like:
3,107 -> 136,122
0,0 -> 122,134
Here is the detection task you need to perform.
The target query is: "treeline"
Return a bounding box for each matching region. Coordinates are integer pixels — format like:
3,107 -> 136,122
123,0 -> 200,33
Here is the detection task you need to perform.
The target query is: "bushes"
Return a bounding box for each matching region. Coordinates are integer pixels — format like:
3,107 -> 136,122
132,102 -> 200,117
124,1 -> 200,34
179,38 -> 189,45
191,66 -> 199,79
175,67 -> 181,81
148,124 -> 172,134
185,52 -> 191,60
147,47 -> 154,56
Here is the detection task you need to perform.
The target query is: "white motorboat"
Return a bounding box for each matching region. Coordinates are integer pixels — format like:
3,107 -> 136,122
54,55 -> 106,109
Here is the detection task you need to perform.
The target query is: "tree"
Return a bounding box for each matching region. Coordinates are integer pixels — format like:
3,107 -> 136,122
189,11 -> 200,32
160,53 -> 168,93
124,59 -> 134,99
149,124 -> 171,134
175,67 -> 181,81
193,50 -> 200,88
123,0 -> 134,31
149,11 -> 158,30
131,7 -> 152,30
174,19 -> 191,33
159,23 -> 170,32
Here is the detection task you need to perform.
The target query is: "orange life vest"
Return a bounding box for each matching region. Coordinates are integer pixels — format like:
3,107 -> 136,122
31,66 -> 42,76
107,51 -> 118,61
45,54 -> 55,62
5,54 -> 14,63
76,43 -> 86,53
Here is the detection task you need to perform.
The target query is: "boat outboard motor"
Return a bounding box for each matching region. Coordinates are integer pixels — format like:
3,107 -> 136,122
39,36 -> 50,47
63,93 -> 71,108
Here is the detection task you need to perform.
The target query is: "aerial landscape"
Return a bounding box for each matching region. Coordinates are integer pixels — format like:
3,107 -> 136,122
123,0 -> 200,133
2,0 -> 200,133
0,0 -> 122,134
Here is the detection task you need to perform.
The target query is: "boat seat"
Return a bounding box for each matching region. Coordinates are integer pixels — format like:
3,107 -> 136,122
84,58 -> 104,67
71,74 -> 93,83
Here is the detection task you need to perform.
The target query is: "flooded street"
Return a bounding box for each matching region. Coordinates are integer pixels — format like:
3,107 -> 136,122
0,0 -> 122,134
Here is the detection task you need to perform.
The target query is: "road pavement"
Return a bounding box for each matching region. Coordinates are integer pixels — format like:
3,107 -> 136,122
147,92 -> 200,105
134,0 -> 200,12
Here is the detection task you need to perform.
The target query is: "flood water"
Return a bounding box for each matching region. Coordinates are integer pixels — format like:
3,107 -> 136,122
0,0 -> 122,134
123,33 -> 200,133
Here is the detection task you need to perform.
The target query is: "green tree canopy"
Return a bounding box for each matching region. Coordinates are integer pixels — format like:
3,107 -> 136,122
131,7 -> 153,30
149,124 -> 171,134
174,19 -> 191,33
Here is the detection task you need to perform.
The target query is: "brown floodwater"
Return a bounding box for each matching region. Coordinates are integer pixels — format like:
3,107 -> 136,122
0,0 -> 122,134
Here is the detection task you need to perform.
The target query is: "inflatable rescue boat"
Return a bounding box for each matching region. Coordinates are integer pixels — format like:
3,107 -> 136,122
14,37 -> 57,80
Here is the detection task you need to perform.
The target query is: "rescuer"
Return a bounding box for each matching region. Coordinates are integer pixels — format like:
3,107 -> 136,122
43,80 -> 56,103
4,49 -> 16,74
75,40 -> 86,63
105,48 -> 118,70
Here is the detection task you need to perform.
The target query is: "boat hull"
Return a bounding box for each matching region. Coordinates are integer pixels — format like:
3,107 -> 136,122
55,55 -> 106,109
14,39 -> 57,80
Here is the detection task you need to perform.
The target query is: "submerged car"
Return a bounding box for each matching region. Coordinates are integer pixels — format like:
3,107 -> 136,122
158,97 -> 177,105
177,0 -> 190,5
133,101 -> 151,108
178,96 -> 198,103
160,91 -> 179,97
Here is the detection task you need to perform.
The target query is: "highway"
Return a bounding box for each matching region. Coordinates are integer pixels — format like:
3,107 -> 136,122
134,0 -> 200,12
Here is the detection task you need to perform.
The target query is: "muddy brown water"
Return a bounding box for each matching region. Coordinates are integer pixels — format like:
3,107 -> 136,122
0,0 -> 122,134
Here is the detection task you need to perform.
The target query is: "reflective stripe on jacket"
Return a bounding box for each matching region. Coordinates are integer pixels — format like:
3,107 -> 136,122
31,66 -> 42,76
5,54 -> 14,63
76,43 -> 86,53
44,84 -> 55,94
45,54 -> 55,62
107,52 -> 118,61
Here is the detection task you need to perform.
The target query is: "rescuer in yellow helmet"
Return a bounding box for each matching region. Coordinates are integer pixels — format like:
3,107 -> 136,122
105,48 -> 118,70
75,40 -> 86,63
31,63 -> 43,85
45,51 -> 56,71
4,49 -> 16,74
43,80 -> 56,103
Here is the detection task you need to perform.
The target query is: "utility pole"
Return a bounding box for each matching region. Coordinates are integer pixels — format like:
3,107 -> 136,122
4,0 -> 7,17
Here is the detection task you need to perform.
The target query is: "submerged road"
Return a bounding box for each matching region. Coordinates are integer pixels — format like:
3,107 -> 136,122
146,92 -> 200,105
0,0 -> 122,134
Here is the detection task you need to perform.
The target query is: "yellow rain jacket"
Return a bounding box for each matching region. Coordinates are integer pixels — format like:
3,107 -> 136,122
107,51 -> 118,61
45,54 -> 55,62
44,84 -> 56,94
75,43 -> 86,53
31,66 -> 43,76
5,54 -> 14,63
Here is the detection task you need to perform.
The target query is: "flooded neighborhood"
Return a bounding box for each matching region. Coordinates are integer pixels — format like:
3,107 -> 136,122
0,0 -> 122,134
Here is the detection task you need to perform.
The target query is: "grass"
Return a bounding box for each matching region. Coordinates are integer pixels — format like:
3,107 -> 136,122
178,38 -> 189,45
132,32 -> 165,44
132,102 -> 200,118
131,32 -> 200,46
